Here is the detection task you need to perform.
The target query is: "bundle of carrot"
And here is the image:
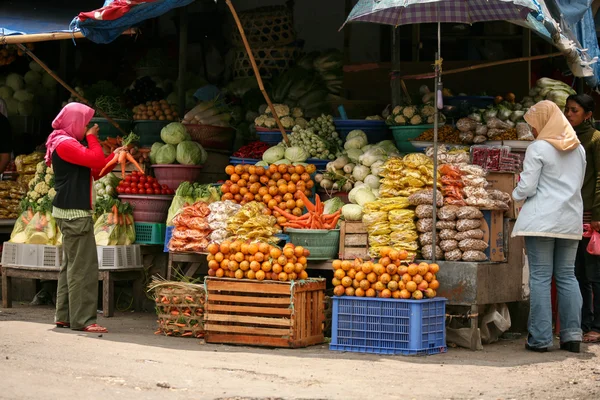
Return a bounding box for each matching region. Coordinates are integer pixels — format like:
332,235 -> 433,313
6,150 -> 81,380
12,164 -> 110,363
274,192 -> 341,230
100,133 -> 145,177
93,198 -> 136,245
101,137 -> 151,165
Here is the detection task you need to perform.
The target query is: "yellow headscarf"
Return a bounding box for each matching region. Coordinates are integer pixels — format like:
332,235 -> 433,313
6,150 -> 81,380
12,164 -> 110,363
524,100 -> 580,152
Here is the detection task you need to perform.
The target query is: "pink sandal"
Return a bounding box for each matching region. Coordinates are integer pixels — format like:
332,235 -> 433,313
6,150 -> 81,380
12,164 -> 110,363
55,321 -> 70,328
79,324 -> 108,333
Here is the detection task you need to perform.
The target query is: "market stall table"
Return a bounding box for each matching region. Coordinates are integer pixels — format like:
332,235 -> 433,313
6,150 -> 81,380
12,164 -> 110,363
0,220 -> 16,235
1,265 -> 145,317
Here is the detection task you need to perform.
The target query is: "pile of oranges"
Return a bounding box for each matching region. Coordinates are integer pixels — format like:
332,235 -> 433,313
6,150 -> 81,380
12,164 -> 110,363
332,247 -> 440,300
221,163 -> 316,229
206,240 -> 310,282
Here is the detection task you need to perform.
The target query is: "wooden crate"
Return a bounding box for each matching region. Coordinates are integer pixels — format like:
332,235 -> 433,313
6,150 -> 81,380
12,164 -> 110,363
339,221 -> 369,260
204,277 -> 326,348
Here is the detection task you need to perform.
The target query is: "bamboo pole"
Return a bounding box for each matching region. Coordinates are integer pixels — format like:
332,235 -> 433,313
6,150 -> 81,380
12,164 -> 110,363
16,44 -> 129,136
400,52 -> 563,80
225,0 -> 290,144
1,29 -> 136,44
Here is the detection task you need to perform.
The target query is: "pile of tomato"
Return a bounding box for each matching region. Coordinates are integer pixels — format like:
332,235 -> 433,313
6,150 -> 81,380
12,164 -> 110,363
116,171 -> 175,195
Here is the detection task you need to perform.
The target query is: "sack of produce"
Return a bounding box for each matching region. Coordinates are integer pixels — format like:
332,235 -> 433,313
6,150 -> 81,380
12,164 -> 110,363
438,204 -> 460,220
422,244 -> 443,260
445,249 -> 463,261
459,239 -> 489,252
408,189 -> 444,206
462,250 -> 488,262
463,186 -> 489,199
419,232 -> 433,246
23,211 -> 58,245
439,229 -> 458,240
440,239 -> 459,252
459,165 -> 486,177
169,201 -> 212,252
456,219 -> 482,232
487,190 -> 511,203
436,220 -> 457,230
456,206 -> 483,220
455,229 -> 485,241
416,218 -> 434,233
226,202 -> 280,242
388,209 -> 415,224
456,118 -> 478,133
516,122 -> 535,141
391,230 -> 419,243
93,199 -> 135,246
415,204 -> 433,219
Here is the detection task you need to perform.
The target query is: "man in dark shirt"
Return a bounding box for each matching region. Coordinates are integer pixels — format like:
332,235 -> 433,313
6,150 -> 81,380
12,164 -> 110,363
0,99 -> 13,173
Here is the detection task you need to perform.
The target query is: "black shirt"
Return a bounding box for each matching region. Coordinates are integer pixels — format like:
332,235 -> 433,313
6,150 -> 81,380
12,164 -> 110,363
0,114 -> 13,155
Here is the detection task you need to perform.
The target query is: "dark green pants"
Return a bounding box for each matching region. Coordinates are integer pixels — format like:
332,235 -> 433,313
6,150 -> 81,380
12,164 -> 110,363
55,217 -> 99,329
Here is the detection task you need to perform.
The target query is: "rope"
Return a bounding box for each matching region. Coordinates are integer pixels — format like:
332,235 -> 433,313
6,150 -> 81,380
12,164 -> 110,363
288,279 -> 296,316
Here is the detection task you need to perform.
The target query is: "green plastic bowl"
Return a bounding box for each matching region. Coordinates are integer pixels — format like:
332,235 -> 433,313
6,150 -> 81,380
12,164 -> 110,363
89,118 -> 133,140
286,228 -> 340,260
391,124 -> 434,153
132,120 -> 171,147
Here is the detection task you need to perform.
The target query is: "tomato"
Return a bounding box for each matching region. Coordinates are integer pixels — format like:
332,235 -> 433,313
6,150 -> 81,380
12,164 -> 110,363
144,182 -> 151,189
125,187 -> 131,194
131,171 -> 138,176
124,176 -> 131,182
139,176 -> 146,183
168,189 -> 175,195
153,183 -> 160,189
137,183 -> 144,189
146,188 -> 154,195
161,189 -> 167,195
154,188 -> 161,195
131,188 -> 138,194
116,187 -> 123,194
130,182 -> 137,188
147,176 -> 154,183
161,184 -> 169,190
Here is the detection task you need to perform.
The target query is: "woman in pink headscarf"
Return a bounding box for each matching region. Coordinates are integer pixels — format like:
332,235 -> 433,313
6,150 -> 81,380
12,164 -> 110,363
47,102 -> 116,333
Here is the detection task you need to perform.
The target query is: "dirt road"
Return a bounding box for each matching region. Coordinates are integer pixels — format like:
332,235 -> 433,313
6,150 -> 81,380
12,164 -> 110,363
0,305 -> 599,400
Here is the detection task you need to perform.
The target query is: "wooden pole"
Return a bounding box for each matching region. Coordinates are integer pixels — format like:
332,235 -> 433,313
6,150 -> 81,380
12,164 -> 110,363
1,29 -> 136,44
225,0 -> 289,144
178,7 -> 188,118
400,52 -> 563,81
16,44 -> 128,136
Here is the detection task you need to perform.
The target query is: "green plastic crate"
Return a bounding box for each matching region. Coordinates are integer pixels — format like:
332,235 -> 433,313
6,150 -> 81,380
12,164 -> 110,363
391,125 -> 434,153
134,222 -> 167,245
133,121 -> 170,147
286,228 -> 340,261
89,118 -> 133,140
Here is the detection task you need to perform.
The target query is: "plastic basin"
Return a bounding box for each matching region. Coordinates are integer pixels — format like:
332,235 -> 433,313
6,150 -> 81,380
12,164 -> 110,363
334,119 -> 391,143
133,120 -> 170,147
119,194 -> 173,223
89,118 -> 132,140
151,164 -> 203,191
391,125 -> 435,153
286,228 -> 340,260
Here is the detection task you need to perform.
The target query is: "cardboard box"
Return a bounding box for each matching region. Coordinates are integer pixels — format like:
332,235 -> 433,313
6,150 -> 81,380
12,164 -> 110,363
480,210 -> 506,262
485,172 -> 520,219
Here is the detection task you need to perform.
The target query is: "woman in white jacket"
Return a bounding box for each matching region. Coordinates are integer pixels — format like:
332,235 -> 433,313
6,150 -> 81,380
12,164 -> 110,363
513,100 -> 585,353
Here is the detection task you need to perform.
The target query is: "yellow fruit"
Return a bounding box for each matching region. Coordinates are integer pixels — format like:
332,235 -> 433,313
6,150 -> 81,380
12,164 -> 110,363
387,281 -> 399,292
373,263 -> 385,276
429,280 -> 440,290
417,281 -> 429,291
412,274 -> 423,285
401,273 -> 412,284
379,273 -> 391,285
341,276 -> 353,288
332,260 -> 342,270
412,290 -> 423,300
234,269 -> 244,279
255,270 -> 265,281
365,288 -> 376,297
361,262 -> 373,274
407,263 -> 419,276
352,279 -> 360,289
247,270 -> 256,280
392,290 -> 402,299
355,288 -> 365,297
347,269 -> 356,279
332,277 -> 342,286
334,269 -> 346,280
278,272 -> 288,281
386,264 -> 397,275
429,263 -> 440,274
359,280 -> 371,290
341,260 -> 352,271
299,270 -> 308,280
399,289 -> 411,299
355,271 -> 366,282
333,285 -> 345,296
375,281 -> 386,291
367,272 -> 378,283
345,287 -> 355,296
425,288 -> 436,298
381,289 -> 392,298
406,281 -> 417,293
417,262 -> 430,276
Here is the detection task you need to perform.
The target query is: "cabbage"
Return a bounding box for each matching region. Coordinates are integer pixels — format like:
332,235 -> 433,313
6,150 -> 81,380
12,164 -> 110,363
262,145 -> 285,163
0,86 -> 14,99
161,122 -> 190,145
346,148 -> 363,163
347,130 -> 367,142
323,197 -> 345,215
176,141 -> 207,165
29,61 -> 43,73
284,146 -> 308,163
273,159 -> 291,165
13,90 -> 34,102
375,140 -> 397,154
6,73 -> 24,91
155,144 -> 177,164
344,136 -> 367,150
354,187 -> 376,206
18,101 -> 33,117
149,142 -> 164,164
370,160 -> 385,176
348,185 -> 365,204
24,71 -> 42,86
255,161 -> 269,167
42,73 -> 57,89
361,144 -> 374,152
364,174 -> 380,189
352,165 -> 370,181
342,204 -> 363,221
359,147 -> 386,167
4,98 -> 18,116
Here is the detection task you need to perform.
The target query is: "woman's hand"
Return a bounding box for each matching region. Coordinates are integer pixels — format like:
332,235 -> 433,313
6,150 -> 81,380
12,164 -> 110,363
591,221 -> 600,232
86,124 -> 99,137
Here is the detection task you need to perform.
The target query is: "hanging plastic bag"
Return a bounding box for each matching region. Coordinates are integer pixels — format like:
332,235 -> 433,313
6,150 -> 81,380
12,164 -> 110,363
23,211 -> 58,245
583,224 -> 600,256
10,208 -> 34,244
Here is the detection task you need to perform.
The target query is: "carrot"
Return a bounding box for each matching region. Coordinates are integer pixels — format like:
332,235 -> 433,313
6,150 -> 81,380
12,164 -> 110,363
125,153 -> 144,174
170,310 -> 180,316
181,332 -> 193,337
174,323 -> 186,328
28,209 -> 34,221
282,222 -> 305,229
315,194 -> 322,214
298,191 -> 316,212
273,206 -> 298,220
99,157 -> 119,176
119,215 -> 124,226
21,215 -> 29,224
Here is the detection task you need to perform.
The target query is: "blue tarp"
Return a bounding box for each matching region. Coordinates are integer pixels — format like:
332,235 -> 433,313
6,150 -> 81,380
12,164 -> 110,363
0,0 -> 194,44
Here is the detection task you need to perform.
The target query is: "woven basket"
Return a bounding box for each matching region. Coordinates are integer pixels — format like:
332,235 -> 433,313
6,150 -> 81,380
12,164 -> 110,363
231,6 -> 295,47
152,283 -> 206,338
185,124 -> 235,151
232,46 -> 300,80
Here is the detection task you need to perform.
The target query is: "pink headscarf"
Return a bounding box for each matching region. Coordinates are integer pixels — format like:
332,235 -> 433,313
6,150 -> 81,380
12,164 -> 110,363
45,103 -> 95,166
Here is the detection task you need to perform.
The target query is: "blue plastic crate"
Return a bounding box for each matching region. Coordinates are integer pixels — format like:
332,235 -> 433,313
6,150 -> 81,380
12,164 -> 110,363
229,157 -> 260,166
329,296 -> 447,356
334,119 -> 391,143
306,158 -> 329,171
164,226 -> 174,253
257,130 -> 292,146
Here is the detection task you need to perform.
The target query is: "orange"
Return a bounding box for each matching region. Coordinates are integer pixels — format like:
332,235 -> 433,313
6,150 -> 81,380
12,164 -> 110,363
258,242 -> 270,254
278,272 -> 288,282
407,263 -> 419,276
278,164 -> 288,174
332,259 -> 342,270
254,252 -> 265,263
261,261 -> 272,272
225,165 -> 235,175
424,272 -> 434,283
255,166 -> 266,176
239,260 -> 250,271
294,263 -> 304,274
418,281 -> 429,291
399,289 -> 411,299
299,270 -> 308,280
346,269 -> 356,279
240,242 -> 250,254
381,289 -> 392,298
392,274 -> 400,283
272,264 -> 283,274
380,247 -> 392,258
386,264 -> 398,275
355,288 -> 365,297
284,263 -> 295,274
398,281 -> 406,291
297,256 -> 307,265
387,281 -> 399,292
406,281 -> 417,293
208,260 -> 219,270
402,273 -> 412,284
305,164 -> 316,174
216,268 -> 225,278
379,273 -> 391,285
220,259 -> 229,270
380,257 -> 391,267
365,288 -> 376,298
341,277 -> 353,288
288,272 -> 297,281
234,269 -> 244,279
294,246 -> 305,258
392,290 -> 402,299
294,165 -> 305,175
373,263 -> 385,276
352,279 -> 360,289
255,270 -> 265,281
332,277 -> 342,287
397,250 -> 409,261
412,274 -> 423,285
366,272 -> 378,283
219,241 -> 231,255
234,252 -> 245,263
270,247 -> 282,259
375,281 -> 386,291
412,290 -> 423,300
247,243 -> 259,255
247,270 -> 256,280
207,243 -> 219,255
429,280 -> 440,290
207,268 -> 216,277
359,280 -> 371,291
283,247 -> 295,258
333,285 -> 345,296
397,264 -> 408,275
355,271 -> 366,282
417,262 -> 430,276
425,288 -> 436,298
362,262 -> 373,274
250,261 -> 261,272
429,263 -> 440,274
389,249 -> 400,261
277,255 -> 287,266
341,260 -> 352,271
214,252 -> 224,263
228,260 -> 239,271
345,287 -> 355,296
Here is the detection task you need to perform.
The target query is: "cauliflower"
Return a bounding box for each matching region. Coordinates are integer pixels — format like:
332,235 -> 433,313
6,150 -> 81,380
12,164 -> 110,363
36,162 -> 46,174
294,117 -> 308,128
392,105 -> 403,116
427,115 -> 435,124
48,188 -> 57,200
421,105 -> 435,117
46,166 -> 54,175
28,178 -> 39,190
44,174 -> 54,186
263,117 -> 277,129
254,115 -> 266,127
28,191 -> 41,201
280,116 -> 295,129
409,115 -> 423,125
394,115 -> 407,125
34,181 -> 50,196
291,107 -> 303,118
264,104 -> 290,118
402,106 -> 417,119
